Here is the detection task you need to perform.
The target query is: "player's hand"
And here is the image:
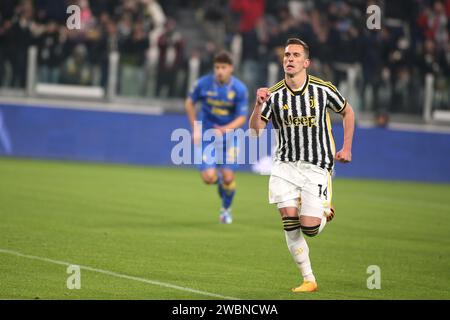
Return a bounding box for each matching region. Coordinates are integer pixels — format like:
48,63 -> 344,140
335,149 -> 352,163
213,125 -> 226,137
256,88 -> 270,106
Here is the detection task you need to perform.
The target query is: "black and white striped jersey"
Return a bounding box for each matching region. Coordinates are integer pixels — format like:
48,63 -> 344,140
260,74 -> 347,171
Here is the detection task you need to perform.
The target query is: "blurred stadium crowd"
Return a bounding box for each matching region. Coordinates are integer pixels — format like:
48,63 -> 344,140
0,0 -> 449,115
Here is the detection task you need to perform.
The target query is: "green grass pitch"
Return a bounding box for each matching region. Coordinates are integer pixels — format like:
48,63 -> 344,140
0,157 -> 449,300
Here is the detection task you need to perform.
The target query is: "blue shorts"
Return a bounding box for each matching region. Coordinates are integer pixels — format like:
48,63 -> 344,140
195,134 -> 240,172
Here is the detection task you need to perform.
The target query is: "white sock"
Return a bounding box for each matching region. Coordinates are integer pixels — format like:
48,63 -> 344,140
285,228 -> 316,282
318,216 -> 327,234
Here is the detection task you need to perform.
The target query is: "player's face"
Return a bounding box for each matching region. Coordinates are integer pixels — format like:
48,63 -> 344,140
214,63 -> 234,84
283,45 -> 310,76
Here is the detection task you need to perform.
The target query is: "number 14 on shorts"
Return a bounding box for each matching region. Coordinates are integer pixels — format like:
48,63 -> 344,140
318,184 -> 328,199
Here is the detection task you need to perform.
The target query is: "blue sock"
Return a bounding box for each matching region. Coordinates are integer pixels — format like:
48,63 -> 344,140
217,174 -> 224,200
221,181 -> 236,210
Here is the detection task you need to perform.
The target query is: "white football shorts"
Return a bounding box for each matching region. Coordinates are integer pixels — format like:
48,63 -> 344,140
268,159 -> 332,219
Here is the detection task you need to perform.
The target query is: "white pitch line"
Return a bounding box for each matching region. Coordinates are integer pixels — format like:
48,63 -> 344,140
0,248 -> 240,300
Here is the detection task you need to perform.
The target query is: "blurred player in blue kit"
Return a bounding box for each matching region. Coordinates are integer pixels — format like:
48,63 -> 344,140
185,51 -> 249,224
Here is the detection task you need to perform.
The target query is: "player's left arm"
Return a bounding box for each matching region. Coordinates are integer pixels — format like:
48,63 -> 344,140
335,102 -> 355,163
215,115 -> 247,133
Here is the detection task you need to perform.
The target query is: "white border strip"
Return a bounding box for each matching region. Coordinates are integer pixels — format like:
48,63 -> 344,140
357,120 -> 450,134
0,248 -> 239,300
0,96 -> 164,116
35,84 -> 104,99
433,110 -> 450,122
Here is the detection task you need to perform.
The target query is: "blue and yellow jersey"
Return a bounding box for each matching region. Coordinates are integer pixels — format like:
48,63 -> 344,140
189,74 -> 249,129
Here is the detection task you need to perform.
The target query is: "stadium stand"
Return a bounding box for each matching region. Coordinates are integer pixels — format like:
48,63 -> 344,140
0,0 -> 448,116
0,0 -> 449,182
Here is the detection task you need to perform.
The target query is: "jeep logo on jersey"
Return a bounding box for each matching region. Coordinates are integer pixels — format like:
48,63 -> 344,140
283,115 -> 317,127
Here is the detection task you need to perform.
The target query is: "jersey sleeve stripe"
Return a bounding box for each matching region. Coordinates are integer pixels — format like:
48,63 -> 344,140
269,80 -> 285,93
327,91 -> 346,112
309,75 -> 338,91
261,106 -> 271,117
309,79 -> 337,93
337,101 -> 348,113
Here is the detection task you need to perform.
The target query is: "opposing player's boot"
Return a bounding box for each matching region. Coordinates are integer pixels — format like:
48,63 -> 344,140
291,281 -> 318,293
324,206 -> 335,222
219,208 -> 233,224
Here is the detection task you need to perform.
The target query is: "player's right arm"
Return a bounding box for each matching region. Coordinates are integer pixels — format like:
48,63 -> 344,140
249,87 -> 271,136
184,97 -> 201,145
185,78 -> 205,145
